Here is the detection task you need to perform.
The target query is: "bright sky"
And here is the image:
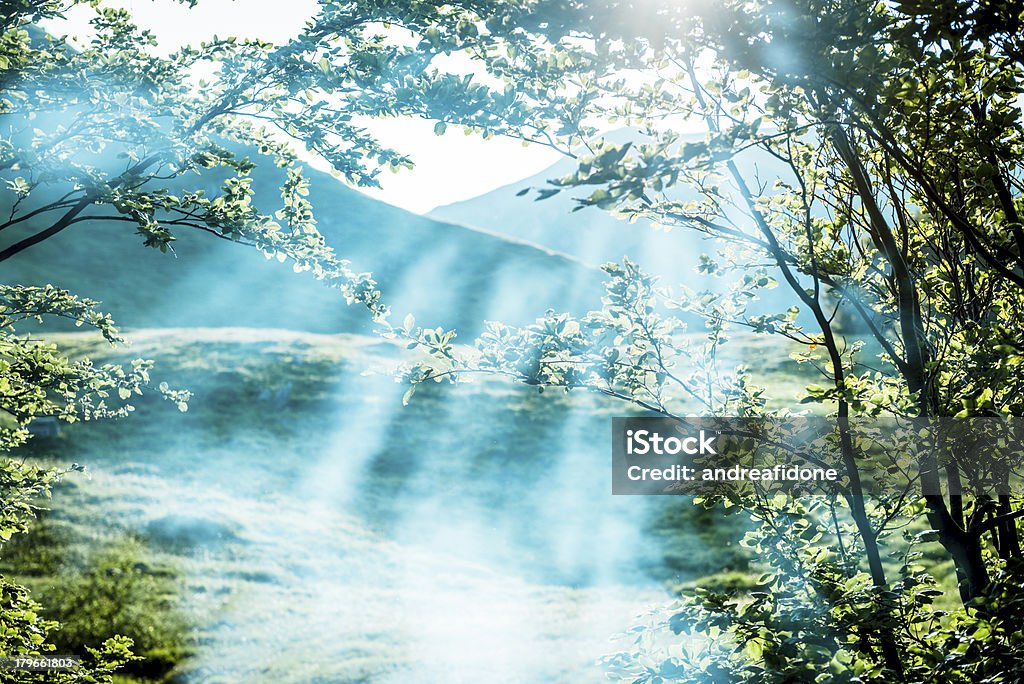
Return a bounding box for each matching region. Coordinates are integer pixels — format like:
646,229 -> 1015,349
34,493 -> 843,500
48,0 -> 564,214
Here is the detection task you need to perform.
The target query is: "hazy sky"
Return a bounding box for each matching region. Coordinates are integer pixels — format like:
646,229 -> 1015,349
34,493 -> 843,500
49,0 -> 564,214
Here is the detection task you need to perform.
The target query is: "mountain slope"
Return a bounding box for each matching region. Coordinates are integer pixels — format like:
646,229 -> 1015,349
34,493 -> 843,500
429,130 -> 792,296
0,156 -> 603,336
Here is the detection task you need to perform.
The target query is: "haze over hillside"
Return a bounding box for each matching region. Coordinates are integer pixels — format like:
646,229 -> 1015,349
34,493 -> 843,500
1,128 -> 802,341
0,152 -> 603,336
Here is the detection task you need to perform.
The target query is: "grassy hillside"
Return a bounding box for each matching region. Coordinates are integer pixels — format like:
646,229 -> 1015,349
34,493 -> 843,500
0,326 -> 942,682
4,328 -> 763,683
0,153 -> 603,337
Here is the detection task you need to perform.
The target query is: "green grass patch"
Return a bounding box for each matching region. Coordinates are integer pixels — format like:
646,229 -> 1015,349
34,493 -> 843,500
1,509 -> 190,682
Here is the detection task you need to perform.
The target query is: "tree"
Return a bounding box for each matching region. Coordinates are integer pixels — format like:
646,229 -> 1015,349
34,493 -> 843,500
387,0 -> 1024,679
5,0 -> 1024,680
0,0 -> 566,676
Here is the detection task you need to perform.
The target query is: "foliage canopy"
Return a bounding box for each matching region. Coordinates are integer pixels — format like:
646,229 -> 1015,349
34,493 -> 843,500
3,0 -> 1024,681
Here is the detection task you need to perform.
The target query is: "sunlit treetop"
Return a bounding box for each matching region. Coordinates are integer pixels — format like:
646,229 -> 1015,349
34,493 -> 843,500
0,0 -> 607,278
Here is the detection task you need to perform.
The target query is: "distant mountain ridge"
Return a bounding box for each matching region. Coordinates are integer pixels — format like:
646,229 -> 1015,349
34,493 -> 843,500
429,130 -> 795,304
429,130 -> 712,285
1,152 -> 604,337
